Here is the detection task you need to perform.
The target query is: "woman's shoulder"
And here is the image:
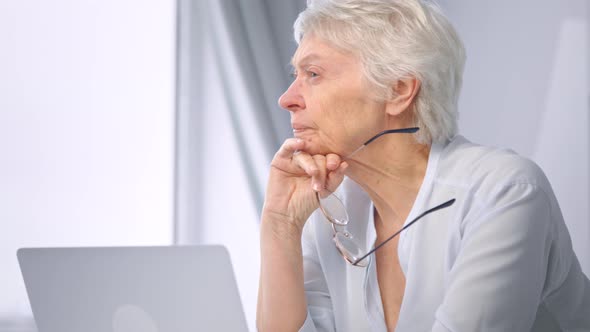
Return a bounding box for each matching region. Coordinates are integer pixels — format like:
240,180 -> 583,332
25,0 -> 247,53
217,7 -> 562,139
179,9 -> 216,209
437,135 -> 551,194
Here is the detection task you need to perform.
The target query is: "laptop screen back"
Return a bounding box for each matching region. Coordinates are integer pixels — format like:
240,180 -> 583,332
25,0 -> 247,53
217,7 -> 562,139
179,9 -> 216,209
17,245 -> 249,332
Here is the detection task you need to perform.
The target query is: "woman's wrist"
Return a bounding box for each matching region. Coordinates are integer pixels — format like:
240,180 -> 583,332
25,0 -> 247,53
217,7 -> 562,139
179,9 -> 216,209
260,208 -> 305,242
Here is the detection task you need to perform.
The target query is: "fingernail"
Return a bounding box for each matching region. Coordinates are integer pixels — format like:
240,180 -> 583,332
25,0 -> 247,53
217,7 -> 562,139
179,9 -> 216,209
313,183 -> 321,191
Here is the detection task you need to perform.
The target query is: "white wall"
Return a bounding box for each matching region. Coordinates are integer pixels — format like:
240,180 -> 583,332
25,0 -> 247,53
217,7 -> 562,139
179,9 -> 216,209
440,0 -> 590,274
0,0 -> 175,330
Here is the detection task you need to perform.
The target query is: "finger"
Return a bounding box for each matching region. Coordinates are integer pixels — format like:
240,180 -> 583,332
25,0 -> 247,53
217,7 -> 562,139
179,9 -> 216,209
311,155 -> 328,192
275,138 -> 305,159
325,161 -> 348,192
292,151 -> 320,177
325,153 -> 342,171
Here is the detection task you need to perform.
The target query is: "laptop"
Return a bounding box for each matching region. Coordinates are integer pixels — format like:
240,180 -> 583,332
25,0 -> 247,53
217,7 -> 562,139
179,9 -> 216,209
17,245 -> 249,332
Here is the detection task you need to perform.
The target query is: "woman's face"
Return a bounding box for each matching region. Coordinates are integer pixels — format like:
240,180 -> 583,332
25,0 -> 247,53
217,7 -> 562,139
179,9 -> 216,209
279,34 -> 387,156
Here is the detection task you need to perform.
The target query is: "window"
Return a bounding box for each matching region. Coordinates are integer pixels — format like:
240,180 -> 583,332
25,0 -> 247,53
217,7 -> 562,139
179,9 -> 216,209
0,1 -> 175,330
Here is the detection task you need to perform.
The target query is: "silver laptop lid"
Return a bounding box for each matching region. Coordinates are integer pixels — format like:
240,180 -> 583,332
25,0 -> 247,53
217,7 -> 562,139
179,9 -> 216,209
17,245 -> 248,332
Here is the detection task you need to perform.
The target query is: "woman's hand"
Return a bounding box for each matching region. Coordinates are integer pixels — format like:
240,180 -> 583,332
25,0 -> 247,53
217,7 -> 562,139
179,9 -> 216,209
262,138 -> 348,232
258,139 -> 347,331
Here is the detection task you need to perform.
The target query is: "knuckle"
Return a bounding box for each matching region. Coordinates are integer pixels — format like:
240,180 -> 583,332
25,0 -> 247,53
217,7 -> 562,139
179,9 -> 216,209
283,138 -> 297,148
312,154 -> 326,163
284,138 -> 296,148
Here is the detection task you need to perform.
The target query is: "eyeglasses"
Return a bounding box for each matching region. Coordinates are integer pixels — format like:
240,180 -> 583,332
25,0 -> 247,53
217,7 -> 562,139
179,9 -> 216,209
317,193 -> 455,267
316,127 -> 456,267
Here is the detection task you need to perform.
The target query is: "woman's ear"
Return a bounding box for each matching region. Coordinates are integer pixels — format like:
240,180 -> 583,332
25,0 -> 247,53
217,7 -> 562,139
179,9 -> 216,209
385,77 -> 421,116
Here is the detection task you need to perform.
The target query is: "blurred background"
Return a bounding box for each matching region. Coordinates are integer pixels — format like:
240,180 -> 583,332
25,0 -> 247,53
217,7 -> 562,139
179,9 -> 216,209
0,0 -> 587,331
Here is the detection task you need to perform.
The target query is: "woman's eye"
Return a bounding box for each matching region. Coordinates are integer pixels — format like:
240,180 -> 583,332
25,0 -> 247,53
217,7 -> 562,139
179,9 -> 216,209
289,69 -> 319,80
306,70 -> 319,78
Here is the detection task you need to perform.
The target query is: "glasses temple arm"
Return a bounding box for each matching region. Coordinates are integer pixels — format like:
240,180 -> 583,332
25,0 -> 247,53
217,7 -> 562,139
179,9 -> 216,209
345,127 -> 420,160
352,198 -> 455,266
363,127 -> 419,145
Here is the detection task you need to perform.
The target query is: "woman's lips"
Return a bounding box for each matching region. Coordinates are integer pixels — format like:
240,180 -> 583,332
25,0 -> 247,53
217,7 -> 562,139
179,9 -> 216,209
291,123 -> 311,134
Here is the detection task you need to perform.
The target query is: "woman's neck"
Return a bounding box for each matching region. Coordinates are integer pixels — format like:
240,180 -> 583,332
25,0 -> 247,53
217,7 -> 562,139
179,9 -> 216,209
345,135 -> 430,224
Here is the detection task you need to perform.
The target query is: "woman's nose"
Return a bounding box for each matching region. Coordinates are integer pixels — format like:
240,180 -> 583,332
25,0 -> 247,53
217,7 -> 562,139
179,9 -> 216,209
278,80 -> 305,112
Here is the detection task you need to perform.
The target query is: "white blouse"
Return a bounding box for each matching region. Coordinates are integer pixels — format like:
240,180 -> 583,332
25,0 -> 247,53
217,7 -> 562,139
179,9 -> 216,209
298,136 -> 590,332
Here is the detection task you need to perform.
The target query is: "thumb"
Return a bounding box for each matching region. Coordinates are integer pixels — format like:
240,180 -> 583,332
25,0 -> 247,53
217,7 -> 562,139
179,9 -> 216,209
325,162 -> 348,193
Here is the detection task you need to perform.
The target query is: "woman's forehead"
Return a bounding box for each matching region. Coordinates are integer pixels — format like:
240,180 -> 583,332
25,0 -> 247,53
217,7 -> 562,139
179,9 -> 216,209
291,35 -> 357,68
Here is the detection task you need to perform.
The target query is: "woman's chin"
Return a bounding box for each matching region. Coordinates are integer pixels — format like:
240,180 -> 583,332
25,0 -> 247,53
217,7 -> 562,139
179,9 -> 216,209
292,133 -> 345,156
303,144 -> 344,157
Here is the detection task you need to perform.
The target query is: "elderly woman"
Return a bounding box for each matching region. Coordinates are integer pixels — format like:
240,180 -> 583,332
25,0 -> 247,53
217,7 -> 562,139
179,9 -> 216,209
257,0 -> 590,331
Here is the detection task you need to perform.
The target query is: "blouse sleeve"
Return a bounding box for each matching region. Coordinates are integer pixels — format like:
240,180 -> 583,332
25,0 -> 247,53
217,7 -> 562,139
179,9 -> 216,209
298,217 -> 336,332
431,182 -> 558,331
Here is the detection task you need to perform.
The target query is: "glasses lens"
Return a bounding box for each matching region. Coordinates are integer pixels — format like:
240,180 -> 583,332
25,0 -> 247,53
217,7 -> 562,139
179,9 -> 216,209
317,192 -> 349,226
333,229 -> 368,267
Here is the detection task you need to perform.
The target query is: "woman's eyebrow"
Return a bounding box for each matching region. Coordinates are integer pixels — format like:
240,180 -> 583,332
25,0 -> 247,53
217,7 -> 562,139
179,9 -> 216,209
290,53 -> 323,68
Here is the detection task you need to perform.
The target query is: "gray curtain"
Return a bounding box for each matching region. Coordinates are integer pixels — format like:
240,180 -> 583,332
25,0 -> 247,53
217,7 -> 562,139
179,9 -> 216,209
174,0 -> 305,244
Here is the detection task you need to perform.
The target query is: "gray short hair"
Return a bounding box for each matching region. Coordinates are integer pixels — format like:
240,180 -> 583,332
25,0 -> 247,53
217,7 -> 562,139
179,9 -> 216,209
294,0 -> 466,144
